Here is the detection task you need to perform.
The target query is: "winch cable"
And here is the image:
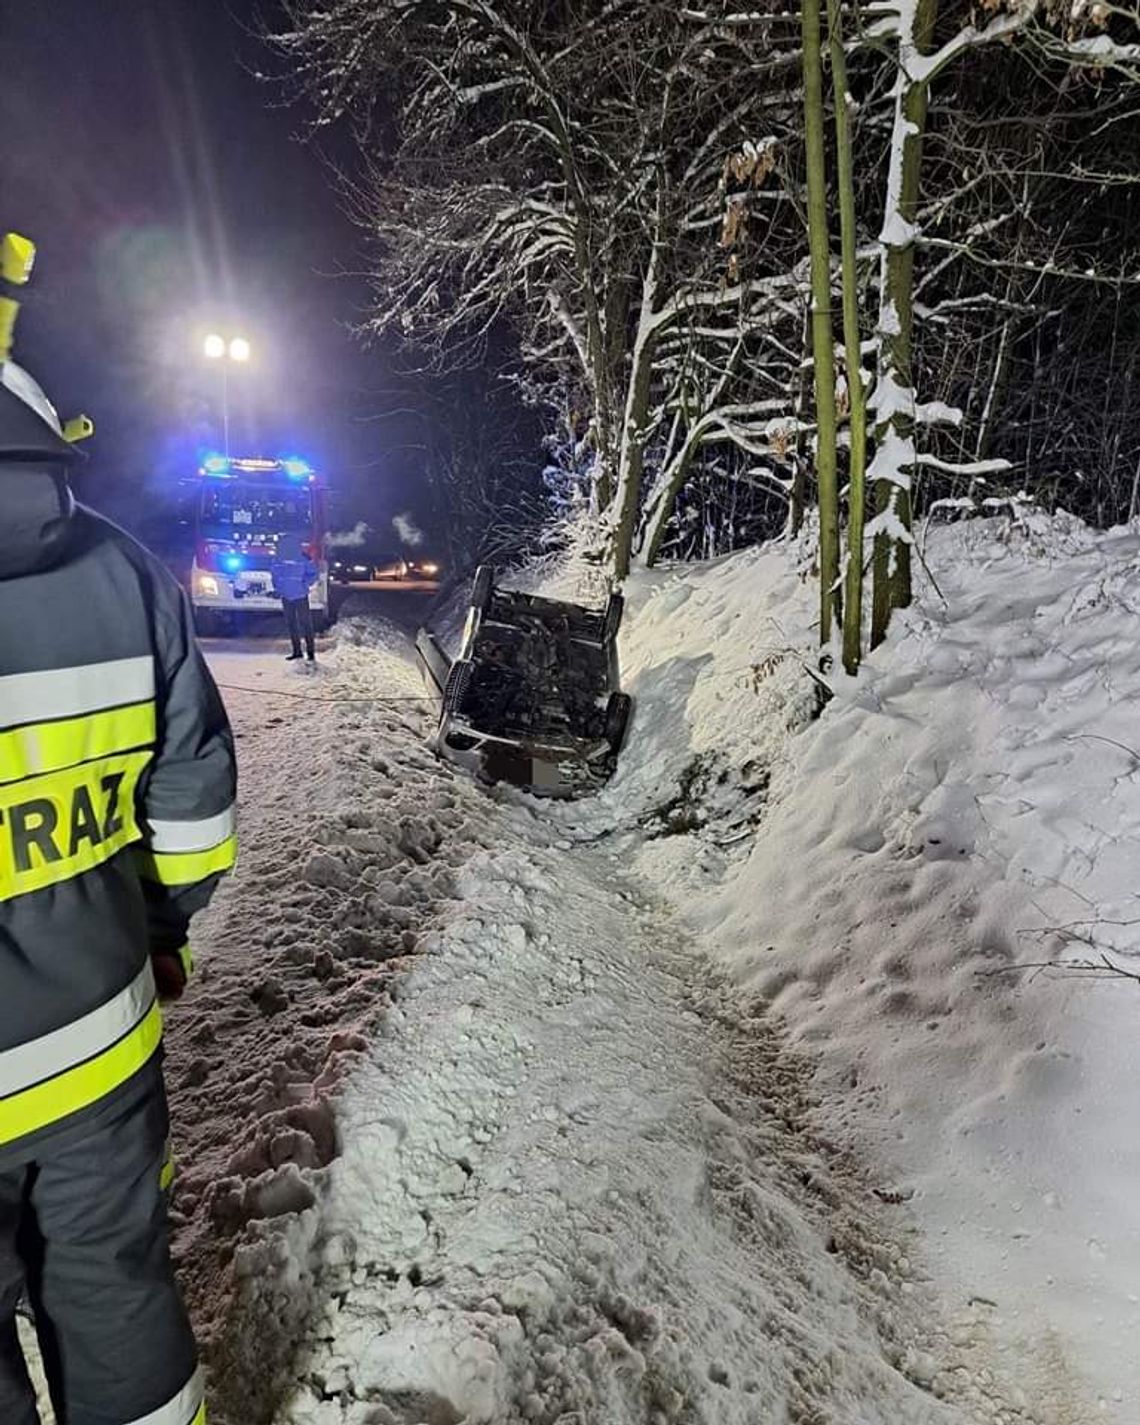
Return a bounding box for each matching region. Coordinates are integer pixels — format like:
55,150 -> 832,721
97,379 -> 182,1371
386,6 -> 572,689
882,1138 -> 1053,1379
213,682 -> 440,705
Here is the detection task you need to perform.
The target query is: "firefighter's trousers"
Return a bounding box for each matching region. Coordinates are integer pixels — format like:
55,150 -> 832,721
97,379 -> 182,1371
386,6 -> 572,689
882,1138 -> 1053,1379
0,1083 -> 203,1425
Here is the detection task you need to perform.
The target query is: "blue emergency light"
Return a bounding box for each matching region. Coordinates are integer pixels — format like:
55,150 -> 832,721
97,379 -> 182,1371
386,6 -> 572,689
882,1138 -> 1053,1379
281,457 -> 311,480
222,554 -> 244,573
202,454 -> 230,475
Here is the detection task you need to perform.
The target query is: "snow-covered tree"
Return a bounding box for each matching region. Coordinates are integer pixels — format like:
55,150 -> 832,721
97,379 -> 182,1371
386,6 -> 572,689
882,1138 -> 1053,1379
801,0 -> 842,645
274,0 -> 812,578
271,0 -> 1140,621
859,0 -> 1140,645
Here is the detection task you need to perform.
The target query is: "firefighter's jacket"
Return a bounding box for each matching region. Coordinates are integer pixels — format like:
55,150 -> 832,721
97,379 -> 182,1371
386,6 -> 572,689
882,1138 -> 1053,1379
0,471 -> 236,1163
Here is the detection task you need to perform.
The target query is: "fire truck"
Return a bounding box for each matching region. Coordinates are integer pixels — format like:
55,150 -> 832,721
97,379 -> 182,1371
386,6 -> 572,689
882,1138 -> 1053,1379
188,454 -> 331,634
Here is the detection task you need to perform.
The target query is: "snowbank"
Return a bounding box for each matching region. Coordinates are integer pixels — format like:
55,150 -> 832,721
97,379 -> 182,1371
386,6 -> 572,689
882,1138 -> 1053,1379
179,517 -> 1140,1424
578,509 -> 1140,1420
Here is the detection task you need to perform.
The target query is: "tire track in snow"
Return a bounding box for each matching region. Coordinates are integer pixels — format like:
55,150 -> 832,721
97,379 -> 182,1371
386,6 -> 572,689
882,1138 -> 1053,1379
263,833 -> 1046,1425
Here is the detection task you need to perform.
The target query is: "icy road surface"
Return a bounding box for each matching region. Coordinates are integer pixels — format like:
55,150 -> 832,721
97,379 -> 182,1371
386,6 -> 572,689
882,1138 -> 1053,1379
159,607 -> 1052,1425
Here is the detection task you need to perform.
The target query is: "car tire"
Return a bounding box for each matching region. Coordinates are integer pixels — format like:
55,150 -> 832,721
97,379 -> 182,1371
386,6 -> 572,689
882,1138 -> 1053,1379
472,564 -> 495,614
193,608 -> 222,638
443,658 -> 474,715
603,591 -> 625,642
604,691 -> 632,753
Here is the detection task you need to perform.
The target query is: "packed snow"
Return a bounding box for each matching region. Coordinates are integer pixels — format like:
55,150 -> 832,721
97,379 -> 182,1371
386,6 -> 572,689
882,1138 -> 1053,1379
162,610 -> 496,1418
575,507 -> 1140,1420
144,513 -> 1140,1424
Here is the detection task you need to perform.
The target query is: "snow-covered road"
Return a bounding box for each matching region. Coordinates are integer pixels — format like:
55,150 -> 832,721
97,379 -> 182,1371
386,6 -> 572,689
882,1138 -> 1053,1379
165,605 -> 1048,1425
164,611 -> 485,1417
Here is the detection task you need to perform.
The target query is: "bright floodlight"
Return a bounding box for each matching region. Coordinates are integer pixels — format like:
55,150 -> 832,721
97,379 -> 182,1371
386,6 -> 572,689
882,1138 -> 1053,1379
229,336 -> 251,362
204,333 -> 226,359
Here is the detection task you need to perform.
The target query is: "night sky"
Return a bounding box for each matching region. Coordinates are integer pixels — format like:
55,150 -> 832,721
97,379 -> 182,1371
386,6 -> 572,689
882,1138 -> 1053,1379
2,0 -> 427,547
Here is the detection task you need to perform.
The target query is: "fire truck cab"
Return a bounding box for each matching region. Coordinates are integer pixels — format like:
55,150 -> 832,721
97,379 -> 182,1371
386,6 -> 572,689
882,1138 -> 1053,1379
189,454 -> 330,634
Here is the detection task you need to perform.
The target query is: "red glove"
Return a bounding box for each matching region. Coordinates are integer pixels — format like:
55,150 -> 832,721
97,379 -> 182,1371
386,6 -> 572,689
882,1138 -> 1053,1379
152,949 -> 192,1001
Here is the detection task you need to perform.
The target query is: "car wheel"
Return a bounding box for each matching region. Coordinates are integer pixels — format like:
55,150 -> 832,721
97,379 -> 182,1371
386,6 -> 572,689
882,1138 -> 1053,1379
603,591 -> 625,642
472,564 -> 495,614
444,658 -> 474,714
604,691 -> 632,753
193,608 -> 222,638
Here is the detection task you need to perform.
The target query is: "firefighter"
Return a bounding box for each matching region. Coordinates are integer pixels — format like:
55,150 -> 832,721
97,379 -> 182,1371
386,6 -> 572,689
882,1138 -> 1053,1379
0,353 -> 235,1422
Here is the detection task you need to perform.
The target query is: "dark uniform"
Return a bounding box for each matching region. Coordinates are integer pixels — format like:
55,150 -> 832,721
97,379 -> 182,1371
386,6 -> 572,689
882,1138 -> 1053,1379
271,533 -> 318,663
0,362 -> 236,1425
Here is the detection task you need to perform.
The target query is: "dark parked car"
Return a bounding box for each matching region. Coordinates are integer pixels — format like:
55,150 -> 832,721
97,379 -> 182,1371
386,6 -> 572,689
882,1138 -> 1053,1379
416,565 -> 632,796
331,556 -> 374,585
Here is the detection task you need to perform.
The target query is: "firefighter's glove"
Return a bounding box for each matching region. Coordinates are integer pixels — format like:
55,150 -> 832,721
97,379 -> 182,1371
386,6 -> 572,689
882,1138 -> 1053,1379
152,945 -> 194,1001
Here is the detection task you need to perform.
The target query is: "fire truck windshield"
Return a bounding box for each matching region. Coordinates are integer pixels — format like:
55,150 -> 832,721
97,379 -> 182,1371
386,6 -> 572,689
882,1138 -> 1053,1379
200,482 -> 313,536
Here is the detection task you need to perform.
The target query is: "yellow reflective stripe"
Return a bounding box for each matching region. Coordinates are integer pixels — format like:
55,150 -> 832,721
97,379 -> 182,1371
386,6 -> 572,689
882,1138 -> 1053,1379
134,834 -> 237,887
191,1407 -> 206,1425
0,1001 -> 162,1146
0,750 -> 151,902
1,962 -> 154,1096
0,700 -> 156,786
159,1151 -> 175,1193
177,942 -> 195,980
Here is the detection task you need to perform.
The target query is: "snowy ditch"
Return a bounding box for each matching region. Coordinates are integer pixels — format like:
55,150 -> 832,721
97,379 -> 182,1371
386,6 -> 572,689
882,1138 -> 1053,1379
164,517 -> 1140,1424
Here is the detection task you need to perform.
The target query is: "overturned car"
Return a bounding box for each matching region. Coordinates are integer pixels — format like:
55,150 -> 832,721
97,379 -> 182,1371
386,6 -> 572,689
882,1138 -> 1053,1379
416,566 -> 632,797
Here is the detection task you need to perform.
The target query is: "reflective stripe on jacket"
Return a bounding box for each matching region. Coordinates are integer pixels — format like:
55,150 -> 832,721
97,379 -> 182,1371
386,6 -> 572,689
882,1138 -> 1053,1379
0,499 -> 236,1160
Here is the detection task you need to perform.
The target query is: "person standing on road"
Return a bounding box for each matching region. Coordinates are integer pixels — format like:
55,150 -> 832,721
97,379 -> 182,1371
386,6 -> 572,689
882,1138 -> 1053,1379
272,532 -> 318,664
0,357 -> 237,1425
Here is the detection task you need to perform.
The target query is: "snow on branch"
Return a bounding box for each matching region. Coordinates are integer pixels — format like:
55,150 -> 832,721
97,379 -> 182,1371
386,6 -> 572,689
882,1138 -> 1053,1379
921,238 -> 1140,287
864,503 -> 915,544
915,453 -> 1013,477
908,6 -> 1034,84
866,429 -> 915,493
914,400 -> 963,428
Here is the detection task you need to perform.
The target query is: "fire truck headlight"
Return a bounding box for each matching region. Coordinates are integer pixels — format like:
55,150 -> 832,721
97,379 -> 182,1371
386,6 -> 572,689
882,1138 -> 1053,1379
197,574 -> 220,597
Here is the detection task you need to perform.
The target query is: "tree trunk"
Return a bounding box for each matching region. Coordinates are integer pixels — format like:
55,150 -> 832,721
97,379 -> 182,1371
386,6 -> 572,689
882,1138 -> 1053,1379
594,277 -> 633,511
642,438 -> 698,567
608,181 -> 666,581
787,305 -> 812,539
974,316 -> 1012,464
828,0 -> 868,675
801,0 -> 840,645
869,0 -> 938,650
